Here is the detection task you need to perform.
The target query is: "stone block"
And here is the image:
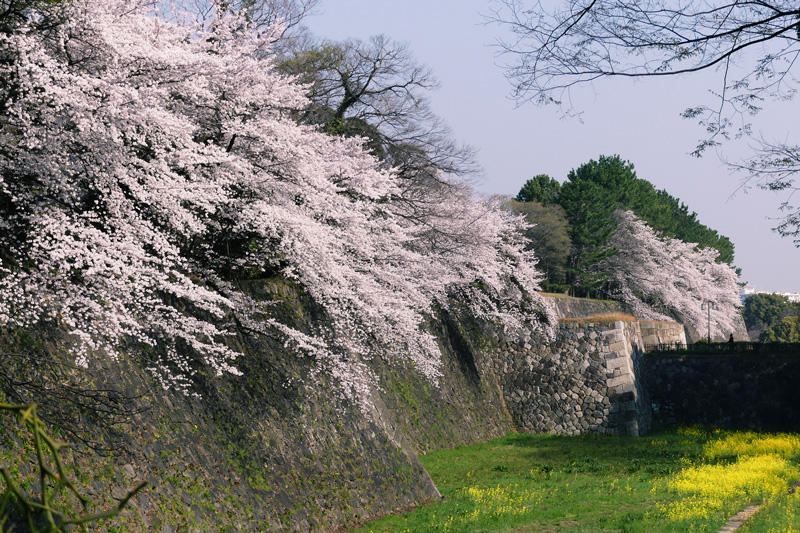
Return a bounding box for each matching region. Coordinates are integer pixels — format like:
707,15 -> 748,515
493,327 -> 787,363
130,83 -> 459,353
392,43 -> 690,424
606,375 -> 631,388
611,382 -> 635,395
605,356 -> 628,370
609,341 -> 627,353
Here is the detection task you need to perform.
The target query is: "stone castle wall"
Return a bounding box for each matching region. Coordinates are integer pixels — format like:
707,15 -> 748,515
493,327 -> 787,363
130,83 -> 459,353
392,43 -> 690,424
8,289 -> 758,533
0,282 -> 518,533
497,318 -> 686,436
643,351 -> 800,432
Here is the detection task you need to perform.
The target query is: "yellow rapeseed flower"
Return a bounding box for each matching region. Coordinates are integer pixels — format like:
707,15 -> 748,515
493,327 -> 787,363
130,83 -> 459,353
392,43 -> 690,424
658,445 -> 799,522
703,432 -> 800,461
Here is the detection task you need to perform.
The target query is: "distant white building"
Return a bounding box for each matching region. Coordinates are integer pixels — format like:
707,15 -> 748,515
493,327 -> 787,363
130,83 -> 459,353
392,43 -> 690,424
740,288 -> 800,304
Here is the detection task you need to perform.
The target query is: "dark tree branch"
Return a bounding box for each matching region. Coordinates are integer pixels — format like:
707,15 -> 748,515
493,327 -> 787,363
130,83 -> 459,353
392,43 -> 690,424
489,0 -> 800,245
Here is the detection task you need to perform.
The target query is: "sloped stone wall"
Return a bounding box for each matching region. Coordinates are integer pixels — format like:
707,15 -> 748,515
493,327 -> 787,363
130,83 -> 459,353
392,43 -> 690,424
0,280 -> 518,533
1,287 -> 694,532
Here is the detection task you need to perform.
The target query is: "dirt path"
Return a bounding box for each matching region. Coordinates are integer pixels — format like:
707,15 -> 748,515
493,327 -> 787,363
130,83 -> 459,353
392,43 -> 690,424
718,505 -> 761,532
718,481 -> 800,532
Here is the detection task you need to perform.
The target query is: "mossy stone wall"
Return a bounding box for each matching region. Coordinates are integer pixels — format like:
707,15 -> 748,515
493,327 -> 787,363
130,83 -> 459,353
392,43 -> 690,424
0,280 -> 518,532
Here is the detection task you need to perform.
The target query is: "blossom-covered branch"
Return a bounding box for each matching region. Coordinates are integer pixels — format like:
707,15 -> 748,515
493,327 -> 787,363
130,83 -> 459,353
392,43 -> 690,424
601,210 -> 742,339
0,0 -> 555,402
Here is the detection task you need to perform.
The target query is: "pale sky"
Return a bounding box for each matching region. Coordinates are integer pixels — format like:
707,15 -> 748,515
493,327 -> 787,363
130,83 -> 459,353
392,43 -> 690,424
305,0 -> 799,293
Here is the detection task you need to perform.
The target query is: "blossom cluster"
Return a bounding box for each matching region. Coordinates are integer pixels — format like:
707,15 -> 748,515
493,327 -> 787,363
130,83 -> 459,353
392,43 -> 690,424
0,1 -> 554,401
601,210 -> 742,339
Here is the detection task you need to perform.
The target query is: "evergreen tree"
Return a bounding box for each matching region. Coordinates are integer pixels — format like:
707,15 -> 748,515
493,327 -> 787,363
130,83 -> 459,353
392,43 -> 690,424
515,174 -> 561,205
553,155 -> 737,296
557,176 -> 617,296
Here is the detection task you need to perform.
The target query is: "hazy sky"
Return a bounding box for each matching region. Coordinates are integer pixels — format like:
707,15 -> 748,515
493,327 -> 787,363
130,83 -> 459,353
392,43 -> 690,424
305,0 -> 798,293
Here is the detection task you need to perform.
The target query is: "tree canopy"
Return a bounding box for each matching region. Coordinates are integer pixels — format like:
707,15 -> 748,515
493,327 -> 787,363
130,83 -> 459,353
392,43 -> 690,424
743,293 -> 791,332
516,174 -> 561,204
276,34 -> 477,179
516,155 -> 737,296
760,316 -> 800,343
504,199 -> 572,292
560,155 -> 735,265
556,172 -> 617,296
602,210 -> 742,338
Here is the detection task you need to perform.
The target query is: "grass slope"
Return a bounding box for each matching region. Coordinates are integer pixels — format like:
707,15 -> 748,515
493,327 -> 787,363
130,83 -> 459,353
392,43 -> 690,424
354,429 -> 800,532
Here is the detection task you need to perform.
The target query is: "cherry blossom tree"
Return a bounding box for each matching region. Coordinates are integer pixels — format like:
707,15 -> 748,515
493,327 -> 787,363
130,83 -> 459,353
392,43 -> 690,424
600,210 -> 742,340
0,0 -> 555,402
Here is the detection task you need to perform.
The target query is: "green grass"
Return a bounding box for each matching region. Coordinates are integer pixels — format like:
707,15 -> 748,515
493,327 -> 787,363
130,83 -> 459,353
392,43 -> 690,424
353,429 -> 800,533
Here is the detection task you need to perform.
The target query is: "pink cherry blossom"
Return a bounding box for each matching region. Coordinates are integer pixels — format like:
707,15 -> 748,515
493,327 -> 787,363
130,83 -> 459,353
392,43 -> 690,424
0,0 -> 555,402
601,210 -> 742,339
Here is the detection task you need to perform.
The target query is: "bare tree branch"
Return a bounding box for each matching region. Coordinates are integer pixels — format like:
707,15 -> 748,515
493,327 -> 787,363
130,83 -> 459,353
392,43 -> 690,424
489,0 -> 800,244
490,0 -> 800,142
728,138 -> 800,243
276,34 -> 479,179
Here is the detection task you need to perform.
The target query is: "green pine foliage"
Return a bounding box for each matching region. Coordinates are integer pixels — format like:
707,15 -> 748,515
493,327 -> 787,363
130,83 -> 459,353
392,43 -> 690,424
557,176 -> 618,296
515,155 -> 737,297
515,174 -> 561,205
560,155 -> 735,265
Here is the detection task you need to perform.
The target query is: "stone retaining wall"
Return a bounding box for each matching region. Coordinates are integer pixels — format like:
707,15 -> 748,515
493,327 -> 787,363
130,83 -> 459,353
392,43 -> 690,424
542,295 -> 629,319
498,319 -> 686,436
642,352 -> 800,431
0,282 -> 517,533
0,288 -> 697,532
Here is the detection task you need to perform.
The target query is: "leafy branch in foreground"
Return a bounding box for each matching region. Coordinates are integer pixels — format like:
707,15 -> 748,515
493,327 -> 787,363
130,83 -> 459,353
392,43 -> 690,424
0,403 -> 147,532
